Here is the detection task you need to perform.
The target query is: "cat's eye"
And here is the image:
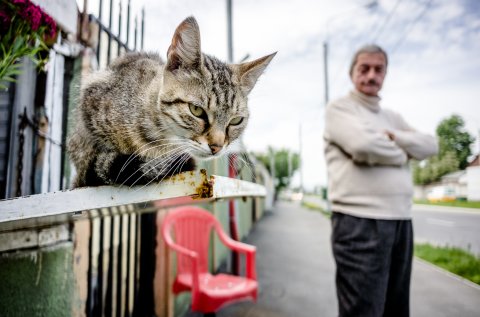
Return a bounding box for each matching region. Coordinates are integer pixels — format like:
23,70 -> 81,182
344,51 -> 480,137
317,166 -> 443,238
189,104 -> 205,117
230,117 -> 244,126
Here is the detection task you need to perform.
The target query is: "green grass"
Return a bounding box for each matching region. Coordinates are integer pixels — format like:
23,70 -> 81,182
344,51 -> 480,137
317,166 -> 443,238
414,243 -> 480,285
302,201 -> 331,218
414,199 -> 480,209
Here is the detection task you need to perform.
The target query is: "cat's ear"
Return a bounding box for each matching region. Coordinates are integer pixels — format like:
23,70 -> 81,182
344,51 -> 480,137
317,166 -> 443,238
166,17 -> 202,72
234,52 -> 276,95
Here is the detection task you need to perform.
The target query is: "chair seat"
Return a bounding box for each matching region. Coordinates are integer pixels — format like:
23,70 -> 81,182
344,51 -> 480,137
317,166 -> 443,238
174,273 -> 258,312
175,273 -> 258,296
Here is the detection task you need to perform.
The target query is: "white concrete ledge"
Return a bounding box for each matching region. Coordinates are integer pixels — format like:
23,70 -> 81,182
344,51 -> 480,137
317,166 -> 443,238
0,170 -> 266,232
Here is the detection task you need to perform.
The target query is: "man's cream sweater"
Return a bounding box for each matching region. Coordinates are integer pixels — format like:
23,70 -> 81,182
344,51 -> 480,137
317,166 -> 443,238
324,90 -> 438,219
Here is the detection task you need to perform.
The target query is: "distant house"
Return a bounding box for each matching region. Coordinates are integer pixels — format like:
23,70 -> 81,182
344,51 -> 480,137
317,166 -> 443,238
469,154 -> 480,167
466,154 -> 480,201
414,154 -> 480,201
440,170 -> 468,198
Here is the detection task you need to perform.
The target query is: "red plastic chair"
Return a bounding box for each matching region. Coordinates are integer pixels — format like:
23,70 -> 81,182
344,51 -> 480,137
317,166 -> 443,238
161,206 -> 258,315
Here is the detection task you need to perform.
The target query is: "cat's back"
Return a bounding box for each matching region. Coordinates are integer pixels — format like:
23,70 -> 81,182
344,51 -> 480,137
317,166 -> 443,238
108,52 -> 163,78
81,52 -> 163,104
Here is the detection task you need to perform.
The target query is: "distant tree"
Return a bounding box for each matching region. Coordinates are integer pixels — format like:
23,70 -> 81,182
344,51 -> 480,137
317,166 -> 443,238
412,114 -> 474,185
254,147 -> 299,193
412,151 -> 459,185
436,114 -> 475,170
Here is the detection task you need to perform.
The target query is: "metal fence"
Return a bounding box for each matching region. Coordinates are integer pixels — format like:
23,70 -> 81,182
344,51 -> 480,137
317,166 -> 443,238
90,0 -> 144,69
81,1 -> 148,315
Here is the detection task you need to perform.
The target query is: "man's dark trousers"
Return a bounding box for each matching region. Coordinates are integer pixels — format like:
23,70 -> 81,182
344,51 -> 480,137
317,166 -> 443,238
331,212 -> 413,317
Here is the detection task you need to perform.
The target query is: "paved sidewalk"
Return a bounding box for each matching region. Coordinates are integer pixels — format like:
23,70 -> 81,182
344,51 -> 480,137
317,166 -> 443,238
218,201 -> 338,317
188,201 -> 480,316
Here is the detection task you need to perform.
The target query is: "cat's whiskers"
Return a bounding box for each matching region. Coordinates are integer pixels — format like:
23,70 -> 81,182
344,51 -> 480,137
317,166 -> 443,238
116,138 -> 187,182
134,149 -> 191,192
235,154 -> 255,180
120,144 -> 188,187
134,152 -> 189,192
126,144 -> 190,188
115,137 -> 171,182
152,148 -> 190,180
125,145 -> 190,188
149,152 -> 191,192
224,150 -> 255,181
185,140 -> 210,157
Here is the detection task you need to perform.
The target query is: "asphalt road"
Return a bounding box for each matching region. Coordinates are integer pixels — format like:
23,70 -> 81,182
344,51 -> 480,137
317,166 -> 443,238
303,196 -> 480,256
412,205 -> 480,256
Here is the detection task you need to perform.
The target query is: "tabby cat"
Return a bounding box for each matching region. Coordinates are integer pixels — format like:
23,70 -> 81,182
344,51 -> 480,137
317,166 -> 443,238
67,16 -> 275,187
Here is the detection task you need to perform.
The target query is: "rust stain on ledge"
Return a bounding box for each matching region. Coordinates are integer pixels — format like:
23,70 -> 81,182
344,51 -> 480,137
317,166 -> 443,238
193,169 -> 214,199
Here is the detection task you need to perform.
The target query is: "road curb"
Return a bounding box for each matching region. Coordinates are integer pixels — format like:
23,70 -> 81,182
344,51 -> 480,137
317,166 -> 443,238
414,257 -> 480,291
413,204 -> 480,215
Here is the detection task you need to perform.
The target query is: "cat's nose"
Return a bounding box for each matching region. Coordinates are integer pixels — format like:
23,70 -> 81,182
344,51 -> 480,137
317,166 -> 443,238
209,144 -> 222,155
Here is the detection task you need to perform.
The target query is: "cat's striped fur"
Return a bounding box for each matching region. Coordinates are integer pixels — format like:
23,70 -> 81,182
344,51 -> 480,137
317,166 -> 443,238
67,17 -> 275,187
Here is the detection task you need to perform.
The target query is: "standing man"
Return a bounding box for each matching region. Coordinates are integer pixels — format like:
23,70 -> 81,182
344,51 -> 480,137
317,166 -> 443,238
324,44 -> 438,317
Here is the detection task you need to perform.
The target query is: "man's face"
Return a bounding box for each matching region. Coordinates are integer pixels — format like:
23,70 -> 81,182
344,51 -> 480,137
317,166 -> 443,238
351,52 -> 387,96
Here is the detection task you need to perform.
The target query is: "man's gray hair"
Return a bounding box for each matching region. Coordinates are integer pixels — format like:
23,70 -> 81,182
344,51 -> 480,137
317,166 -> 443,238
349,44 -> 388,76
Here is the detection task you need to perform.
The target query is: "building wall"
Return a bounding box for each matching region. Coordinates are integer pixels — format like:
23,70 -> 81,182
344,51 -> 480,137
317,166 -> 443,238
467,166 -> 480,201
0,242 -> 75,317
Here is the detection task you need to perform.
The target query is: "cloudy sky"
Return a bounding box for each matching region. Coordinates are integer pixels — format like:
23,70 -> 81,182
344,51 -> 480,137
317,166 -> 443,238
83,0 -> 480,190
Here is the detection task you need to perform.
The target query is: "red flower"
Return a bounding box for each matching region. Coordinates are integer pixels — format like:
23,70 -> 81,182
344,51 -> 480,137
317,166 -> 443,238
42,14 -> 57,39
12,0 -> 28,6
0,10 -> 10,33
21,3 -> 42,31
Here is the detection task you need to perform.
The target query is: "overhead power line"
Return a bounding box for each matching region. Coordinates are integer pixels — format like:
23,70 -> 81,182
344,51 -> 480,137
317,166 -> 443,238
371,0 -> 404,43
390,0 -> 435,55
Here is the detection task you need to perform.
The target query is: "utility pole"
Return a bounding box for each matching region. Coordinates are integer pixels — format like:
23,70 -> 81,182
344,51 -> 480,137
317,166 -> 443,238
299,124 -> 303,193
226,0 -> 240,276
269,148 -> 275,183
288,150 -> 292,183
226,0 -> 233,63
478,129 -> 480,154
323,42 -> 329,105
323,1 -> 378,107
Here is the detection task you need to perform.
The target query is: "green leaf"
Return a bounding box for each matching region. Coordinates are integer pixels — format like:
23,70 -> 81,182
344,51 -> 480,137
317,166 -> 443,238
2,76 -> 17,82
12,37 -> 25,52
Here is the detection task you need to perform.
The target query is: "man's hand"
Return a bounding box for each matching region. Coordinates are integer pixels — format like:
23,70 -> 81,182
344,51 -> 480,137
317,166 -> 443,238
385,130 -> 395,141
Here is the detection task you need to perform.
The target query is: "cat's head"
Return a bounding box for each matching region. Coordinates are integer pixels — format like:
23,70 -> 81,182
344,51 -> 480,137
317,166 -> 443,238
158,16 -> 275,160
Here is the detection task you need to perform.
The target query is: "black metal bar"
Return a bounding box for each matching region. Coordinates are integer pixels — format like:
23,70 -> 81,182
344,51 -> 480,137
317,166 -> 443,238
134,15 -> 138,51
89,15 -> 130,52
96,218 -> 105,317
116,213 -> 123,317
140,8 -> 144,51
124,213 -> 132,317
86,218 -> 93,316
96,0 -> 103,63
105,212 -> 115,317
107,0 -> 114,64
126,0 -> 130,48
133,212 -> 156,317
117,1 -> 122,56
132,213 -> 140,315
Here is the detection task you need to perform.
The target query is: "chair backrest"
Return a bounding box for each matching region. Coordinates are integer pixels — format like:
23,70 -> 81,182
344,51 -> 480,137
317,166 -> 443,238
162,206 -> 218,275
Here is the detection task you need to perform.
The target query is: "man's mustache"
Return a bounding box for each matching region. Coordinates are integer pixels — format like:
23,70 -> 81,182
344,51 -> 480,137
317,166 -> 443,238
363,79 -> 379,86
